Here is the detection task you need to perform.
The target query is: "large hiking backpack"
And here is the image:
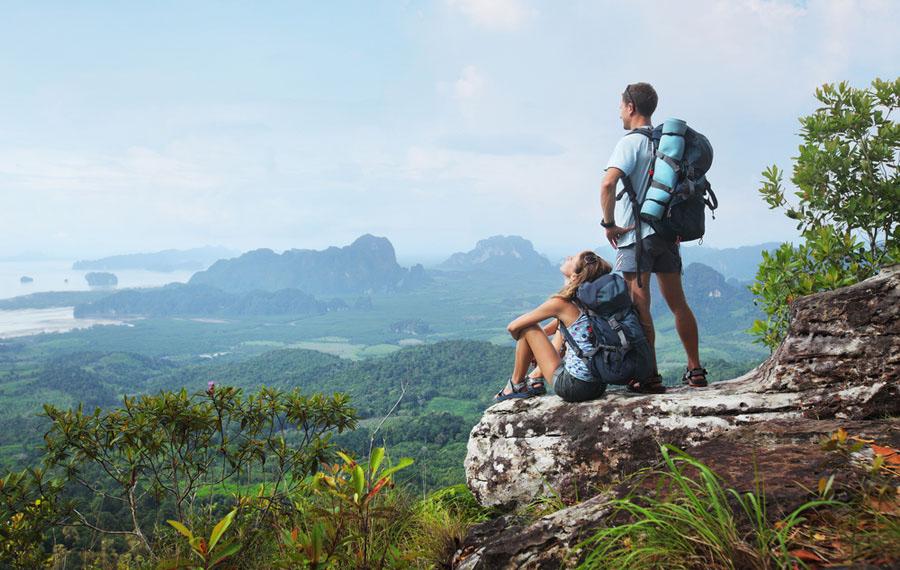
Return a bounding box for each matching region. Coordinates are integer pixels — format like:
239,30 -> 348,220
645,123 -> 717,241
558,273 -> 654,385
619,123 -> 718,287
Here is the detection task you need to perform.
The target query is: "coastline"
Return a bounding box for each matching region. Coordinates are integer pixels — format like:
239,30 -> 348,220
0,307 -> 130,340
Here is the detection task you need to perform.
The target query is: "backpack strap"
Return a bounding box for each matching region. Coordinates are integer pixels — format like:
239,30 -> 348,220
706,184 -> 718,216
557,318 -> 606,378
557,319 -> 583,359
559,310 -> 632,359
599,312 -> 631,351
617,128 -> 654,289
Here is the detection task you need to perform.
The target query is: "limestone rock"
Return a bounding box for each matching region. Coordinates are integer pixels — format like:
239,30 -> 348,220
456,418 -> 900,569
464,264 -> 900,514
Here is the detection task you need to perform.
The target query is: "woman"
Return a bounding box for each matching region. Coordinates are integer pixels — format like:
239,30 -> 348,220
495,250 -> 613,403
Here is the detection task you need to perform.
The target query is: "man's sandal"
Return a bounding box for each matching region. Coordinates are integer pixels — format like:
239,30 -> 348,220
626,375 -> 667,394
494,377 -> 534,402
682,367 -> 708,387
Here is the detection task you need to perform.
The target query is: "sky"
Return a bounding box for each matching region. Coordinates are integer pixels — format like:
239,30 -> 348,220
2,0 -> 899,265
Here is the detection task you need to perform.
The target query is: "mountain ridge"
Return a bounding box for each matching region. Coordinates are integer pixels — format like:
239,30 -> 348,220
437,235 -> 554,274
188,234 -> 428,294
73,246 -> 235,272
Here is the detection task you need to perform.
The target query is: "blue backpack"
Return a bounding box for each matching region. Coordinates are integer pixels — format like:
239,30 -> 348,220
619,124 -> 718,287
558,273 -> 654,385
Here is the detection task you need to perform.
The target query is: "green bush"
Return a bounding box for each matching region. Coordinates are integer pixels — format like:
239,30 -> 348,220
749,78 -> 900,350
34,386 -> 357,560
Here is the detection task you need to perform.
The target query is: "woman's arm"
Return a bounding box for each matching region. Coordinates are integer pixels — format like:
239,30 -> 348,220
551,328 -> 564,352
507,297 -> 569,341
543,319 -> 559,336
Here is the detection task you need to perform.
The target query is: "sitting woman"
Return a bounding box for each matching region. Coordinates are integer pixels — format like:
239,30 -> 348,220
495,250 -> 613,403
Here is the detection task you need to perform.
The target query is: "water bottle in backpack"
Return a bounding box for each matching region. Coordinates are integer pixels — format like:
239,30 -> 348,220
641,118 -> 687,222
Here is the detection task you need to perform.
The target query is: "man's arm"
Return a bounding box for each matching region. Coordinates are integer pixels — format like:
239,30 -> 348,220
600,167 -> 634,248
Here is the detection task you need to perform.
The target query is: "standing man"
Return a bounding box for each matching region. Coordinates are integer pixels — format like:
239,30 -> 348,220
599,82 -> 707,393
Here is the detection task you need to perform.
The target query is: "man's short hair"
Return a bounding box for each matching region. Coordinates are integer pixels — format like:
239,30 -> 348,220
623,83 -> 658,117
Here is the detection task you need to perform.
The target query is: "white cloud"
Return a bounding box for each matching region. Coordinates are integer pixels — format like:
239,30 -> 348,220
405,146 -> 447,174
744,0 -> 806,26
455,65 -> 485,98
446,0 -> 536,30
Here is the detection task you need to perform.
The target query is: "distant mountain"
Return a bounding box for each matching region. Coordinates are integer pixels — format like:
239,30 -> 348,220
438,235 -> 554,273
679,242 -> 780,283
188,235 -> 428,295
74,283 -> 345,318
648,262 -> 760,334
73,246 -> 236,272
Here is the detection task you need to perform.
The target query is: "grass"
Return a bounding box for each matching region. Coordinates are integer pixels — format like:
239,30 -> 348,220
574,444 -> 833,570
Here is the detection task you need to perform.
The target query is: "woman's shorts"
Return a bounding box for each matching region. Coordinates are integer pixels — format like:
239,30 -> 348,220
551,364 -> 607,402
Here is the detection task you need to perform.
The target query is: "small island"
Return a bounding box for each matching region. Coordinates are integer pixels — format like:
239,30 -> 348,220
20,276 -> 34,284
85,272 -> 118,287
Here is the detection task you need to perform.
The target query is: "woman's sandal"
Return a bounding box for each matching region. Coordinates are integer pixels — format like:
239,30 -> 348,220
626,374 -> 667,394
494,377 -> 534,402
526,374 -> 547,396
682,367 -> 708,387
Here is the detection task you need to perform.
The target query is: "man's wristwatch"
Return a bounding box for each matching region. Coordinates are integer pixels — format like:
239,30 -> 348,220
600,219 -> 616,228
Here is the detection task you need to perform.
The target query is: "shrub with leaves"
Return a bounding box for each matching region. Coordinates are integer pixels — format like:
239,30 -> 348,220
0,468 -> 68,569
157,509 -> 240,570
277,447 -> 414,569
39,385 -> 357,558
749,77 -> 900,350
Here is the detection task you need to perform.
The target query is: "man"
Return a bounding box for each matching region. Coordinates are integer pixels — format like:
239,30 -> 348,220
599,82 -> 707,393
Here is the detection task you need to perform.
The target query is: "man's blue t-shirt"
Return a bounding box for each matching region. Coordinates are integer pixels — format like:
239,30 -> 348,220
604,127 -> 655,247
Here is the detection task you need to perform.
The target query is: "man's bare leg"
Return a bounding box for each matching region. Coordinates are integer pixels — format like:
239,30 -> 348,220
623,270 -> 657,374
656,271 -> 701,370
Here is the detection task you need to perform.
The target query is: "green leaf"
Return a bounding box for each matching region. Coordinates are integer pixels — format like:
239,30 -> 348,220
351,465 -> 365,497
310,521 -> 324,561
378,457 -> 414,481
167,519 -> 194,541
207,541 -> 240,568
369,447 -> 385,476
208,509 -> 236,552
336,451 -> 355,467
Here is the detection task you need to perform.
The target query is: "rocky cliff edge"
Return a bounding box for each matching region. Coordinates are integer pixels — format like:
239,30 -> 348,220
459,264 -> 900,569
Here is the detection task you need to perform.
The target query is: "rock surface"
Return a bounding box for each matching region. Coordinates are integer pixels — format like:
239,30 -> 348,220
456,419 -> 900,570
458,264 -> 900,569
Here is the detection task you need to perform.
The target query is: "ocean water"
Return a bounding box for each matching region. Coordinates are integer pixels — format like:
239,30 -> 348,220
0,260 -> 195,339
0,260 -> 195,301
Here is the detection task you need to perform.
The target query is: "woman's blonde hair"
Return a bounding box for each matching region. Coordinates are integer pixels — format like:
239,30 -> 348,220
554,251 -> 612,300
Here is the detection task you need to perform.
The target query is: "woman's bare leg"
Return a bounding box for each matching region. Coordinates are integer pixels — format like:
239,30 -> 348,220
501,324 -> 562,395
531,331 -> 563,380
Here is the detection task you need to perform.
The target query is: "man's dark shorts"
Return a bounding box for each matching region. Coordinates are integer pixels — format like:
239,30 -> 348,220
615,233 -> 682,273
551,364 -> 607,402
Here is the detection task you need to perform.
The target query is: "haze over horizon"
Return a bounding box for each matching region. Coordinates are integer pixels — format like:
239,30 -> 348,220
2,1 -> 897,262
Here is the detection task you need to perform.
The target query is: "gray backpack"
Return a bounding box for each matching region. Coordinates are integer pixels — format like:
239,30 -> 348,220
558,274 -> 654,384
